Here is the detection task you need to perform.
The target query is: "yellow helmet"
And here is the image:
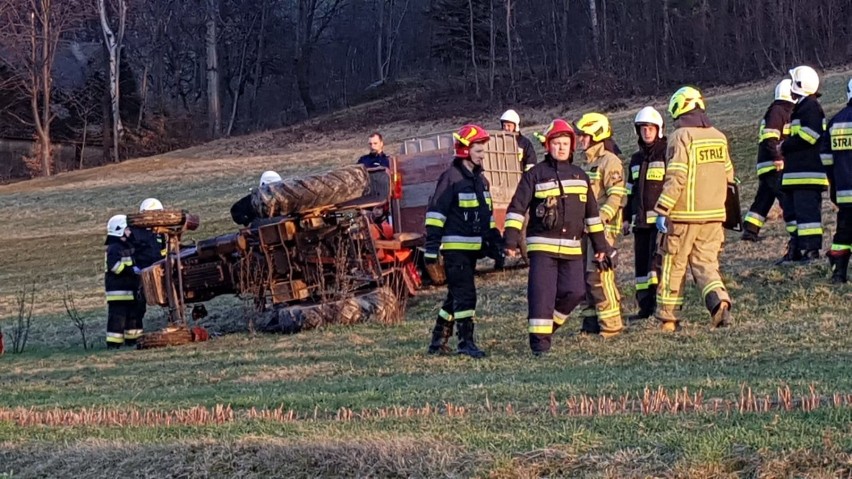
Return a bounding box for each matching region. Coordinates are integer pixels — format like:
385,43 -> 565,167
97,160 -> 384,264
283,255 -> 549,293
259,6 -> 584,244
668,86 -> 705,120
574,112 -> 611,143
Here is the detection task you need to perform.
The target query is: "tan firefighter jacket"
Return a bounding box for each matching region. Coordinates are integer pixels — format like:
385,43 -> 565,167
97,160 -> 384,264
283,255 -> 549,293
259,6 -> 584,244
654,125 -> 735,223
581,142 -> 627,235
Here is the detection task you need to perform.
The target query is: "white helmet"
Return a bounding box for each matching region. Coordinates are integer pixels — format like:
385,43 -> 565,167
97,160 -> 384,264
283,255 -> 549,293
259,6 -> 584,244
774,79 -> 794,103
500,109 -> 521,128
139,198 -> 164,212
789,66 -> 819,97
847,78 -> 852,102
107,214 -> 128,238
259,170 -> 282,188
634,106 -> 664,138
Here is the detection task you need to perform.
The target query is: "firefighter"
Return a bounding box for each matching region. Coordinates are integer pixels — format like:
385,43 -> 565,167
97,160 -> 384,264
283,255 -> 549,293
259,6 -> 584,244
574,112 -> 626,336
742,79 -> 796,242
356,132 -> 390,168
824,78 -> 852,283
623,107 -> 667,321
104,215 -> 139,349
500,109 -> 538,171
503,119 -> 616,355
778,66 -> 828,263
231,170 -> 281,227
424,124 -> 496,358
127,197 -> 167,344
654,86 -> 734,331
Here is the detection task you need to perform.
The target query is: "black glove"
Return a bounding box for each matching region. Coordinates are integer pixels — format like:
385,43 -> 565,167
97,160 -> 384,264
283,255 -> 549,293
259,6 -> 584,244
595,249 -> 618,272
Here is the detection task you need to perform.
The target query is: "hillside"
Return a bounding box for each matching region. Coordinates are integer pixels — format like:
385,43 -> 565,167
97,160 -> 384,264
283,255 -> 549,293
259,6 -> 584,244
0,72 -> 851,478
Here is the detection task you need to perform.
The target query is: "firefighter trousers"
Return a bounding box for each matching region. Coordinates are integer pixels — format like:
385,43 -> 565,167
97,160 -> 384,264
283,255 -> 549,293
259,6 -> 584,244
527,253 -> 585,353
633,227 -> 659,316
436,251 -> 479,325
583,233 -> 623,335
782,188 -> 824,251
125,289 -> 146,343
656,222 -> 731,326
744,173 -> 791,235
832,208 -> 852,251
107,301 -> 133,347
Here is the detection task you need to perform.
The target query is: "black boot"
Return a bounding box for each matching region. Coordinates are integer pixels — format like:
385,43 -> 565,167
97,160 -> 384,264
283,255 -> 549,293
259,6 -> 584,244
800,249 -> 820,263
775,238 -> 802,265
829,251 -> 850,284
427,319 -> 453,355
629,291 -> 655,322
580,313 -> 600,334
456,320 -> 486,358
106,342 -> 122,350
741,229 -> 761,242
705,291 -> 732,329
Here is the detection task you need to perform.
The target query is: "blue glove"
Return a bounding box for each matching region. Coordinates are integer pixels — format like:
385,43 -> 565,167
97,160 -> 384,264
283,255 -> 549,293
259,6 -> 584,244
132,266 -> 142,275
655,215 -> 669,234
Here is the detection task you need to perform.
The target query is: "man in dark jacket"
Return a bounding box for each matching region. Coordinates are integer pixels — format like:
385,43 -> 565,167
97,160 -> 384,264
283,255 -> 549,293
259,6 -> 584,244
824,78 -> 852,283
778,66 -> 828,263
424,124 -> 495,358
623,107 -> 667,321
504,119 -> 615,356
500,109 -> 538,171
742,80 -> 796,242
104,215 -> 139,349
356,133 -> 390,168
231,171 -> 281,227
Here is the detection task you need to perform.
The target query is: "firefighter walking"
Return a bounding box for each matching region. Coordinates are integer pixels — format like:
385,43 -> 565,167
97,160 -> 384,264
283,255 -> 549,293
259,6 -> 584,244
778,66 -> 828,263
575,113 -> 626,336
104,215 -> 140,349
503,119 -> 616,355
824,78 -> 852,284
424,124 -> 496,358
623,107 -> 667,321
742,80 -> 796,242
654,86 -> 734,330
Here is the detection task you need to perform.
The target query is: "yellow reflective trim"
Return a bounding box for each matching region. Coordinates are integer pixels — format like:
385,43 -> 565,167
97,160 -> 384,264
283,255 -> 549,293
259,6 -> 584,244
798,227 -> 823,236
106,336 -> 125,344
587,224 -> 604,233
505,219 -> 524,230
701,280 -> 725,299
455,309 -> 475,319
781,178 -> 829,187
831,244 -> 852,251
425,218 -> 445,228
527,244 -> 582,255
442,243 -> 482,251
439,309 -> 454,320
459,200 -> 479,208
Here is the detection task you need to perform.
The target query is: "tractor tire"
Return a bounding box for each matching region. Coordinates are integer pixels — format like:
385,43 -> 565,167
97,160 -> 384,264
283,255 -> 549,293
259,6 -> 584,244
137,327 -> 193,349
253,165 -> 371,217
127,209 -> 187,229
256,287 -> 404,335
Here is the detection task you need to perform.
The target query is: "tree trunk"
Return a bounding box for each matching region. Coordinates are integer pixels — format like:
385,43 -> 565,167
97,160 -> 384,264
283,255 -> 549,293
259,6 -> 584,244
295,49 -> 317,115
377,0 -> 385,82
250,0 -> 268,127
661,0 -> 670,77
505,0 -> 515,101
467,0 -> 480,97
98,0 -> 126,163
588,0 -> 600,63
488,0 -> 495,100
205,0 -> 222,138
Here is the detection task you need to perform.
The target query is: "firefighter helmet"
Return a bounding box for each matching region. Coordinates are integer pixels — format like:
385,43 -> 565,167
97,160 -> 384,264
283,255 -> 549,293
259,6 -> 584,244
139,198 -> 164,212
107,215 -> 128,238
774,79 -> 794,103
259,171 -> 282,188
668,86 -> 705,120
847,78 -> 852,102
634,107 -> 664,138
453,124 -> 490,158
789,66 -> 819,97
500,109 -> 521,128
543,119 -> 576,152
575,113 -> 612,143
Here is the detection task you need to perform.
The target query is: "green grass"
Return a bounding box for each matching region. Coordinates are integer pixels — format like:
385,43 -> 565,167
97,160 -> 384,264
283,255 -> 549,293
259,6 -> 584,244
1,72 -> 851,477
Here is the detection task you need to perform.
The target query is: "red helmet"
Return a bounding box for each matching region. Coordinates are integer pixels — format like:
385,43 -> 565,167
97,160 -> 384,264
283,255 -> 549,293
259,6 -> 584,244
453,124 -> 490,158
543,119 -> 576,153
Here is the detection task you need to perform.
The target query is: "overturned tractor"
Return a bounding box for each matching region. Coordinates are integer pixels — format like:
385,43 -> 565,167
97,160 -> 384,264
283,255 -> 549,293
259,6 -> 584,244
129,166 -> 423,347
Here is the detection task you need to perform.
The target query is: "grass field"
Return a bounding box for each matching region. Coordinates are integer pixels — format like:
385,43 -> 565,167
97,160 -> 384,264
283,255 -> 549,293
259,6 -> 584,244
1,72 -> 851,478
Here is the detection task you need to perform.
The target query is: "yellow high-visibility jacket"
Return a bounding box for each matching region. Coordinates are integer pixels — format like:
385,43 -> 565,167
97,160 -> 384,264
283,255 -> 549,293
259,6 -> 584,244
654,126 -> 735,223
581,142 -> 627,234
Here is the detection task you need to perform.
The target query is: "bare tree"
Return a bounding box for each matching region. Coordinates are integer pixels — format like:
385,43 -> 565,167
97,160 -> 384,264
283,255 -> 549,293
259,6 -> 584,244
9,282 -> 36,354
587,0 -> 600,63
206,0 -> 222,138
0,0 -> 87,176
63,288 -> 89,350
295,0 -> 347,115
467,0 -> 479,96
98,0 -> 127,162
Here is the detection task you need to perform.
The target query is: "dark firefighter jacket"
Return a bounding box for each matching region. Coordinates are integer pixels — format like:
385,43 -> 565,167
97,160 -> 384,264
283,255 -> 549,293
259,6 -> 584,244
756,100 -> 794,176
625,137 -> 668,228
824,100 -> 852,207
781,94 -> 828,190
104,236 -> 138,302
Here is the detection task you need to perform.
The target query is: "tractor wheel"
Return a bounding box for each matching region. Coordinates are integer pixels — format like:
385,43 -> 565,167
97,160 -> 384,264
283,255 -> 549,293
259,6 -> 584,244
127,210 -> 187,229
253,165 -> 371,217
137,327 -> 193,349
